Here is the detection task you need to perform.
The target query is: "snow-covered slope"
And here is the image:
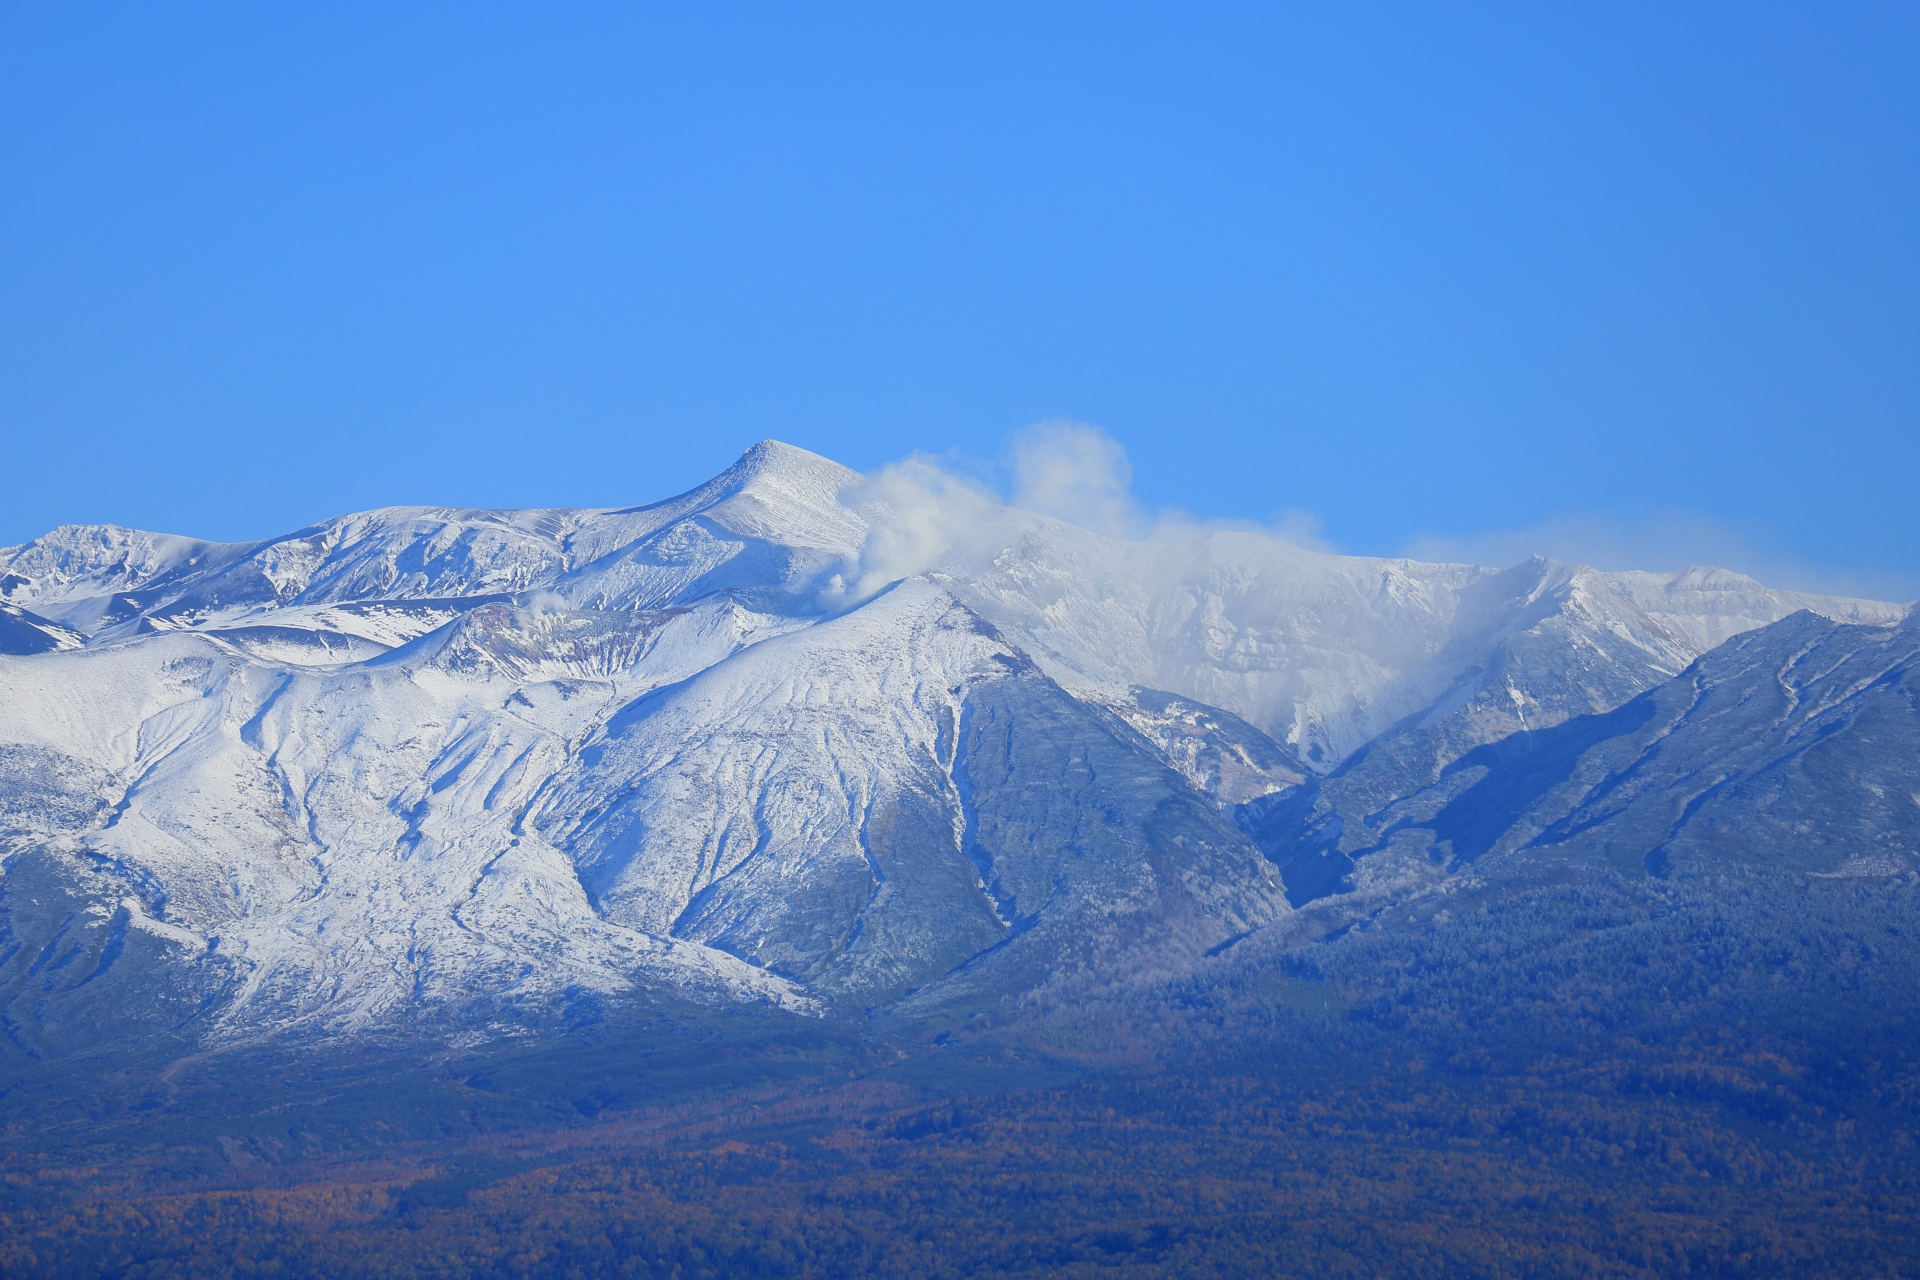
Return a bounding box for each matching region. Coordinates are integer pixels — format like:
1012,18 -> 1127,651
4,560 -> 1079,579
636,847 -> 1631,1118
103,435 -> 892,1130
0,443 -> 864,639
0,441 -> 1906,1046
0,604 -> 84,656
917,517 -> 1902,771
1243,611 -> 1920,907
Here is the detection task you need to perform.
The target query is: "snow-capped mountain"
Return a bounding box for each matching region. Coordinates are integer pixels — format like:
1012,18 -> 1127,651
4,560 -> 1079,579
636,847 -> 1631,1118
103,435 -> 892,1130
0,442 -> 1908,1048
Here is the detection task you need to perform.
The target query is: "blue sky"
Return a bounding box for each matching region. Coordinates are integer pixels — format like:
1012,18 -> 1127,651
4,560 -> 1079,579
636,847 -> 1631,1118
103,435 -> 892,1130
3,3 -> 1916,596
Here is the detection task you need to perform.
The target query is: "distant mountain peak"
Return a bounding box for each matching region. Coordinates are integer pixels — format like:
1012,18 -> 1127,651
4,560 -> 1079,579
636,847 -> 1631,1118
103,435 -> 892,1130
738,437 -> 859,475
708,439 -> 865,512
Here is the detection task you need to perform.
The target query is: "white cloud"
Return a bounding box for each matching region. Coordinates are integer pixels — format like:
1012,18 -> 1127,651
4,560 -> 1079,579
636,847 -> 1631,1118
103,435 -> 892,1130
1146,504 -> 1340,555
824,424 -> 1915,611
1406,512 -> 1920,603
821,453 -> 1006,605
1005,419 -> 1340,552
1008,420 -> 1144,539
822,422 -> 1347,605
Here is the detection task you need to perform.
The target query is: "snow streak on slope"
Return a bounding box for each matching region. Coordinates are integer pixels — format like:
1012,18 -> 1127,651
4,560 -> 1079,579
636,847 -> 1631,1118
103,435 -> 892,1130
0,604 -> 84,655
0,441 -> 1907,1044
0,599 -> 815,1041
1255,612 -> 1920,896
540,579 -> 1285,1004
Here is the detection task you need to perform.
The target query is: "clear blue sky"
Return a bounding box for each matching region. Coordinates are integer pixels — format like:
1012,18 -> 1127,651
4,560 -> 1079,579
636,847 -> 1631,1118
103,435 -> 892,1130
3,3 -> 1916,596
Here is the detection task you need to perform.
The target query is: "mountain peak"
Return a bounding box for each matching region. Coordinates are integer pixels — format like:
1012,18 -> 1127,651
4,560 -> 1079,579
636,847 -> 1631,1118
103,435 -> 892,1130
726,439 -> 864,492
643,440 -> 867,552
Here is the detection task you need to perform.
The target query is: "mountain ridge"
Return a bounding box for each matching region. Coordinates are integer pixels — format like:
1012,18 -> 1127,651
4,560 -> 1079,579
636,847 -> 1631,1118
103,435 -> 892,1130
0,442 -> 1911,1050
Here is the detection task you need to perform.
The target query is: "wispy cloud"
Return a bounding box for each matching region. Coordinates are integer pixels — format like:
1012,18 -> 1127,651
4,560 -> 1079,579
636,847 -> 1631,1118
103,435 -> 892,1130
1407,513 -> 1920,603
820,454 -> 1004,604
1008,420 -> 1145,539
1005,419 -> 1341,553
828,424 -> 1919,609
821,421 -> 1347,606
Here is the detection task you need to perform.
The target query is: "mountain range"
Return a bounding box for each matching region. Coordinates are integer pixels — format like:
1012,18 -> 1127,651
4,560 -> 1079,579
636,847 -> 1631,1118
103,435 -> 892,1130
0,441 -> 1913,1058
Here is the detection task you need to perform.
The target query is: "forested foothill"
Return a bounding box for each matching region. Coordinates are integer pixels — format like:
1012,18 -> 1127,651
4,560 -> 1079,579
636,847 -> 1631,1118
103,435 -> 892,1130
2,864 -> 1917,1278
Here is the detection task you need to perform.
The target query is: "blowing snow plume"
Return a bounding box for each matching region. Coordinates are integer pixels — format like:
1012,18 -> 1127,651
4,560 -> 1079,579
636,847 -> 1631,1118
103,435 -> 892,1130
821,455 -> 1005,605
822,422 -> 1139,606
822,422 -> 1338,608
1008,420 -> 1145,539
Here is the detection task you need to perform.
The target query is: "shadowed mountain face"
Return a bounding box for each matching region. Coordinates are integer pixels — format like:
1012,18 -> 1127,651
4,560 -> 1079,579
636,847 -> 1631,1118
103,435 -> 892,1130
0,605 -> 82,656
1244,611 -> 1920,900
0,442 -> 1910,1055
537,580 -> 1284,1008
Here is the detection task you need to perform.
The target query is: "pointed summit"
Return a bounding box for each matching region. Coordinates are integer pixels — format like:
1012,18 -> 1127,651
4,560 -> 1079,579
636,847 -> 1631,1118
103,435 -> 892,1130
733,438 -> 863,483
714,439 -> 866,510
646,440 -> 866,549
546,440 -> 872,608
707,441 -> 866,552
606,440 -> 860,521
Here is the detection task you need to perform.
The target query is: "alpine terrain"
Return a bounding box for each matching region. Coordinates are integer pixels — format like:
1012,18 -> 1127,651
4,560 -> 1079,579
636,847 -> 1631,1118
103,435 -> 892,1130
0,440 -> 1910,1054
5,442 -> 1920,1276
